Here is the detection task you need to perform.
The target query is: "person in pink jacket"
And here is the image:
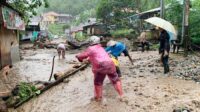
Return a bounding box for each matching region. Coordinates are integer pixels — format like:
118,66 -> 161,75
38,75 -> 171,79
76,36 -> 123,102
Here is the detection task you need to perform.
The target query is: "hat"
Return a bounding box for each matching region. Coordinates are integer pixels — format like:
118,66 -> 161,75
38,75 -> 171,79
89,36 -> 100,45
107,40 -> 117,47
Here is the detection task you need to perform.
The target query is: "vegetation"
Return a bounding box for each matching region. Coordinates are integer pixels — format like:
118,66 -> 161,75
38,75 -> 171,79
17,82 -> 40,101
96,0 -> 200,45
48,24 -> 67,36
6,82 -> 40,106
41,0 -> 99,16
7,0 -> 49,22
75,33 -> 88,41
111,29 -> 135,39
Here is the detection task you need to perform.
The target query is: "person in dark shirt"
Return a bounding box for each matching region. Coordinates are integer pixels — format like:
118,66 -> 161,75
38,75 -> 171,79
159,28 -> 170,74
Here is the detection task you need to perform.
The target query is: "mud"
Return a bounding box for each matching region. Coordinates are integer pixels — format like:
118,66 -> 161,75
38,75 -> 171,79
1,46 -> 200,112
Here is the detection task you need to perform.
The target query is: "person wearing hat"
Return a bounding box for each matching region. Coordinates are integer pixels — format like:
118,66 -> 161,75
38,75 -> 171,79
105,40 -> 133,77
76,36 -> 123,103
158,27 -> 170,74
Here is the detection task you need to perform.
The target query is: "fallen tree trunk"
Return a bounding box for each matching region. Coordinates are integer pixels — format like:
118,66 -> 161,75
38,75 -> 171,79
13,63 -> 88,108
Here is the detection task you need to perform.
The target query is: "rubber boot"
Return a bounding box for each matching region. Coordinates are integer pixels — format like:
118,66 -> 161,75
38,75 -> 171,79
94,85 -> 103,101
164,65 -> 169,74
113,81 -> 123,96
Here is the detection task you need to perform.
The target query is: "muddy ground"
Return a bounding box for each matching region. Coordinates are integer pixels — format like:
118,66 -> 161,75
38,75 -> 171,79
1,43 -> 200,112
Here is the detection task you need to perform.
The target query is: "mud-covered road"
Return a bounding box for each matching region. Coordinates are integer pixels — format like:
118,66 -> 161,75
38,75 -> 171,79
2,46 -> 200,112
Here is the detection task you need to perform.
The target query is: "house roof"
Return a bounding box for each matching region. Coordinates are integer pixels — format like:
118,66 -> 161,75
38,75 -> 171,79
28,16 -> 42,26
128,7 -> 161,20
70,25 -> 83,33
58,14 -> 73,17
43,11 -> 59,17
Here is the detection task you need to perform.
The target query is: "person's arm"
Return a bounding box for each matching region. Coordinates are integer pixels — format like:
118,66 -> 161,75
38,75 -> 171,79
122,48 -> 134,65
105,46 -> 111,52
164,32 -> 170,56
76,49 -> 90,62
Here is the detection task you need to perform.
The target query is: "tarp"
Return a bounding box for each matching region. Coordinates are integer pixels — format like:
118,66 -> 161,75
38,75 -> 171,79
2,6 -> 25,30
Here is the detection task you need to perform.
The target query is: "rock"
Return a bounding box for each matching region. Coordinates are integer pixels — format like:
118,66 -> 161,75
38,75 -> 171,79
0,102 -> 8,112
135,104 -> 140,107
138,93 -> 143,96
63,79 -> 70,83
173,109 -> 190,112
148,64 -> 154,67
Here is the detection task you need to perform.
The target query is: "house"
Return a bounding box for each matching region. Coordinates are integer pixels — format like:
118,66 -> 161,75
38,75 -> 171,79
57,14 -> 73,24
70,25 -> 83,38
83,20 -> 109,36
21,16 -> 41,41
41,11 -> 59,26
0,1 -> 25,69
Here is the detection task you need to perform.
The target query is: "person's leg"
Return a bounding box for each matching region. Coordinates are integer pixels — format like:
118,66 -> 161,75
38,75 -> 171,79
116,66 -> 121,77
94,72 -> 106,100
173,45 -> 176,53
57,49 -> 61,59
107,72 -> 123,97
62,49 -> 65,59
163,55 -> 169,74
141,42 -> 145,52
146,42 -> 150,51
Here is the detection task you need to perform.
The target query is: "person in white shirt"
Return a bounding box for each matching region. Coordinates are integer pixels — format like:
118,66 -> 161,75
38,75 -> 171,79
57,43 -> 66,59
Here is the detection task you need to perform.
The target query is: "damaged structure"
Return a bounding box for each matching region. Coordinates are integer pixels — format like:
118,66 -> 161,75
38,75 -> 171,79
0,2 -> 25,69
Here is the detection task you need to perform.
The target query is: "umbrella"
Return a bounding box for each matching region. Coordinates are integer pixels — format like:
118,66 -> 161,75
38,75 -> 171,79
167,31 -> 177,41
145,17 -> 177,40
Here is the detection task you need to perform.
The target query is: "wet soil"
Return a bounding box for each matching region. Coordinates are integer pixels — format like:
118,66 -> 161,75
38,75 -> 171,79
1,46 -> 200,112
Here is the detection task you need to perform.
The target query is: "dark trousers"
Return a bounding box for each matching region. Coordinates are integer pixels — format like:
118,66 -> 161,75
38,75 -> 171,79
161,54 -> 169,74
116,66 -> 121,77
141,42 -> 150,52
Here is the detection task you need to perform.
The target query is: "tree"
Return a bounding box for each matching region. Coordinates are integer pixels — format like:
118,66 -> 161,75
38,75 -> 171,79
42,0 -> 99,16
96,0 -> 137,29
7,0 -> 49,22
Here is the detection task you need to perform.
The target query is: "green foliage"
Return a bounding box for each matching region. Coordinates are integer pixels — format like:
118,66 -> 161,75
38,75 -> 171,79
42,0 -> 99,16
111,29 -> 135,38
72,9 -> 96,26
75,33 -> 88,41
48,24 -> 66,36
18,82 -> 40,101
96,0 -> 136,28
190,0 -> 200,45
165,0 -> 183,31
62,24 -> 71,30
9,0 -> 49,22
151,44 -> 160,50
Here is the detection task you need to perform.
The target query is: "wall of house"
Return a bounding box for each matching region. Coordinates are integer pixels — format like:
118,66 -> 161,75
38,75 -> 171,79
0,25 -> 19,69
0,6 -> 20,70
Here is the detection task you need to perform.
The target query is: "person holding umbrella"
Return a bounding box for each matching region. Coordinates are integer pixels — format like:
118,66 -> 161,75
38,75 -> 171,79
145,17 -> 177,74
158,27 -> 170,74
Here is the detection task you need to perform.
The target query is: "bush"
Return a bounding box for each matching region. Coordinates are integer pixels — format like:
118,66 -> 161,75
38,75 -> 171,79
75,32 -> 88,41
111,29 -> 135,39
192,37 -> 200,45
48,23 -> 67,36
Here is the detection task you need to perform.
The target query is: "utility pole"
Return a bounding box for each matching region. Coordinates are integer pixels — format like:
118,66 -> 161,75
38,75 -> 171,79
183,0 -> 190,56
160,0 -> 164,18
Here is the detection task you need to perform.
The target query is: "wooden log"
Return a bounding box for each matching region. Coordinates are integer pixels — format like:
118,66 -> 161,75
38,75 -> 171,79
0,92 -> 11,98
13,63 -> 89,108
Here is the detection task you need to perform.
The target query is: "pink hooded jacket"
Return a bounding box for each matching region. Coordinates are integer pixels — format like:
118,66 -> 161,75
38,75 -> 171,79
76,44 -> 116,74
